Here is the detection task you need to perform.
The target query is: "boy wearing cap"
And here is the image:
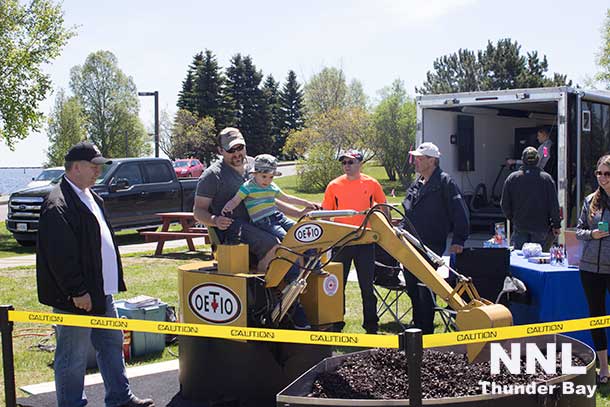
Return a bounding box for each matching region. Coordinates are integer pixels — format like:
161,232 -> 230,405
322,149 -> 388,334
401,142 -> 469,334
36,142 -> 154,407
222,154 -> 318,240
501,146 -> 561,249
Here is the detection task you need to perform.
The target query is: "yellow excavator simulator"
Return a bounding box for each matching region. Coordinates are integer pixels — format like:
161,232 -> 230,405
179,204 -> 513,362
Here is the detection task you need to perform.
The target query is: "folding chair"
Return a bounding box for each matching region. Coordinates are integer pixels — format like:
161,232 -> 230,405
373,245 -> 412,330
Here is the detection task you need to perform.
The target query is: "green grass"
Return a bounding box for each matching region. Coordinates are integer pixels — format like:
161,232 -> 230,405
0,222 -> 183,258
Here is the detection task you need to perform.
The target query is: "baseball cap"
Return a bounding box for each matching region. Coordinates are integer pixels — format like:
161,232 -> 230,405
219,127 -> 246,151
409,142 -> 441,158
338,149 -> 364,162
64,142 -> 112,164
522,146 -> 539,165
250,154 -> 282,176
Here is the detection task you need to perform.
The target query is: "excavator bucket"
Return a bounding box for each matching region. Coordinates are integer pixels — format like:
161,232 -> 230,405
456,303 -> 513,362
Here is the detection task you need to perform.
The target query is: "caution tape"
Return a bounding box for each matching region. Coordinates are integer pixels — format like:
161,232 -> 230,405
9,310 -> 610,349
7,310 -> 399,349
423,315 -> 610,348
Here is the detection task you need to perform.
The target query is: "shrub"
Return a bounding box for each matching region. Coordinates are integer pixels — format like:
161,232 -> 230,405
296,142 -> 342,193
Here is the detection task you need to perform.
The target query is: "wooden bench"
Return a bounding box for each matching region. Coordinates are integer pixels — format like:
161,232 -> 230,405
139,231 -> 210,255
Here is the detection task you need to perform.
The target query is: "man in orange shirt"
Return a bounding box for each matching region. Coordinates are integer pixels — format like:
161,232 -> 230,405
322,150 -> 387,334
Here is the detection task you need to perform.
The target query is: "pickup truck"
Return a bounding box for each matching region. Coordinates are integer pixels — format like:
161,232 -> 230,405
6,157 -> 199,246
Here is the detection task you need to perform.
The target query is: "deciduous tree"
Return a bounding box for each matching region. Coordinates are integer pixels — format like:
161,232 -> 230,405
70,50 -> 150,157
595,9 -> 610,89
171,109 -> 217,164
46,89 -> 86,166
0,0 -> 76,148
372,80 -> 416,184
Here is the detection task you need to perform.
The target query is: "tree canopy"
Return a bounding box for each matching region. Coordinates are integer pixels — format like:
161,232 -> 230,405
45,89 -> 86,166
417,39 -> 570,94
0,0 -> 76,149
596,9 -> 610,89
69,50 -> 150,157
372,80 -> 416,184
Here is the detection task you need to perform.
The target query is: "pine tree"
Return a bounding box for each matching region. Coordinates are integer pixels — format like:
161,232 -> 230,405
262,75 -> 282,156
176,52 -> 203,112
225,54 -> 271,156
417,39 -> 570,94
193,50 -> 227,131
278,70 -> 304,158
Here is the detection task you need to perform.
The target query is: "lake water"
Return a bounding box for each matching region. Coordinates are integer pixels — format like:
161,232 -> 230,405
0,168 -> 43,195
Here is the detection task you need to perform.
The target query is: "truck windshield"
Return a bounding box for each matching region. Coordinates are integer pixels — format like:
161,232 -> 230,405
35,169 -> 64,181
95,163 -> 113,184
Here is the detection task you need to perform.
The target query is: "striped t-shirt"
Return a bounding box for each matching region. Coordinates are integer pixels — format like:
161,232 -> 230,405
238,180 -> 281,222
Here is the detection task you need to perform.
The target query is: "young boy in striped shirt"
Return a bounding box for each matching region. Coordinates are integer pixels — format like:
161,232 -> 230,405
222,154 -> 318,241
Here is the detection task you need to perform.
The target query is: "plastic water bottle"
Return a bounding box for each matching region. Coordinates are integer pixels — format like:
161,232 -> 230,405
550,244 -> 558,265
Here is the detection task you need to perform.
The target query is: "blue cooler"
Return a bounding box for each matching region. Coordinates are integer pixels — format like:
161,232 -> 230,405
115,299 -> 167,357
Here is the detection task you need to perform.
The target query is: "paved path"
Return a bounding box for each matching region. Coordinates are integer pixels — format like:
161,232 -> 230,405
0,238 -> 209,269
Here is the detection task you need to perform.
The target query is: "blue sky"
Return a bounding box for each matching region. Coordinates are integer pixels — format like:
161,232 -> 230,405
1,0 -> 608,166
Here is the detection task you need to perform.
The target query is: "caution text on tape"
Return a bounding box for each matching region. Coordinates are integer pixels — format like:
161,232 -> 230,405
10,310 -> 610,349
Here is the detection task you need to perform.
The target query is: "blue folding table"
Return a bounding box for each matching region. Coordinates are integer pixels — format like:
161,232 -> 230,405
510,251 -> 610,350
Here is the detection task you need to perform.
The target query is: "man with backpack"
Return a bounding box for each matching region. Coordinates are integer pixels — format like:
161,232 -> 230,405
400,142 -> 470,334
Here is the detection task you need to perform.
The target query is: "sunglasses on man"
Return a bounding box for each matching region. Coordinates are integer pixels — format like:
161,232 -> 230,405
225,144 -> 244,154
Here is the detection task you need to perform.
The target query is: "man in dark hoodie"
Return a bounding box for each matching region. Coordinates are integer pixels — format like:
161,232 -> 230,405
401,142 -> 470,334
501,146 -> 561,249
36,142 -> 154,407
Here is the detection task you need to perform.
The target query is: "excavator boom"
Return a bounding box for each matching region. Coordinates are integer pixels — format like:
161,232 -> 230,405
265,209 -> 513,361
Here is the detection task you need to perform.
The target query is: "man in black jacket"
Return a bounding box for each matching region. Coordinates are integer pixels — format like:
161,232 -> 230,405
36,142 -> 154,407
401,142 -> 470,334
501,146 -> 561,249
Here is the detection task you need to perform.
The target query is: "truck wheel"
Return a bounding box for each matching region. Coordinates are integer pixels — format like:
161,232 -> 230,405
16,239 -> 36,247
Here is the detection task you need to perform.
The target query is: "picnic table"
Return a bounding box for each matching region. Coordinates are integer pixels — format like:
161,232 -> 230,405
139,212 -> 209,255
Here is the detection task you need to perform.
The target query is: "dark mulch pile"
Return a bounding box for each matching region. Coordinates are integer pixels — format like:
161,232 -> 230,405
310,348 -> 585,399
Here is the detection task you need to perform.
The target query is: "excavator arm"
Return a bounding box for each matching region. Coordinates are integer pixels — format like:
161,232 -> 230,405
265,208 -> 513,361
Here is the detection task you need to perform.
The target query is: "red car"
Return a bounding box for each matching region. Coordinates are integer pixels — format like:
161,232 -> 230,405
173,158 -> 205,178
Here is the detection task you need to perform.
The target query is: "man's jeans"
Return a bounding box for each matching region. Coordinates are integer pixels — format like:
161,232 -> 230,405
254,212 -> 296,241
333,244 -> 379,332
512,229 -> 550,250
53,295 -> 133,407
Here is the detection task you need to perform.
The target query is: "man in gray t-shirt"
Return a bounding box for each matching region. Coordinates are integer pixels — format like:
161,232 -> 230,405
194,127 -> 291,272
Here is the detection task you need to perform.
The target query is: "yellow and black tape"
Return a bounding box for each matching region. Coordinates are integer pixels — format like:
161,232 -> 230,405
9,310 -> 610,349
8,310 -> 399,349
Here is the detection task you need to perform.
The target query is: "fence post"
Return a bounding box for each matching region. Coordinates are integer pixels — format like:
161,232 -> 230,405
403,328 -> 423,407
1,305 -> 17,407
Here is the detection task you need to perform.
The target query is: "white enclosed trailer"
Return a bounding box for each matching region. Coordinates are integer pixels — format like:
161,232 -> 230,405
416,87 -> 610,236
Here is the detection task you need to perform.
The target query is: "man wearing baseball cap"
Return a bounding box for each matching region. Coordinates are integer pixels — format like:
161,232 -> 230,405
401,142 -> 469,334
501,146 -> 561,249
36,141 -> 154,406
194,127 -> 299,273
322,149 -> 388,334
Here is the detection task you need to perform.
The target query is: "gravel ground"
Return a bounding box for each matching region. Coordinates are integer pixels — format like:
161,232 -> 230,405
310,348 -> 586,399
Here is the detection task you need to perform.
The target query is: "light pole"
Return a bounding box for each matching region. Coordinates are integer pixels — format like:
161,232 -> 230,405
138,91 -> 159,157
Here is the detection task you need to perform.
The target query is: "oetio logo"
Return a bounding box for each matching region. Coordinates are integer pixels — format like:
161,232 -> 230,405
188,283 -> 242,324
294,223 -> 323,243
